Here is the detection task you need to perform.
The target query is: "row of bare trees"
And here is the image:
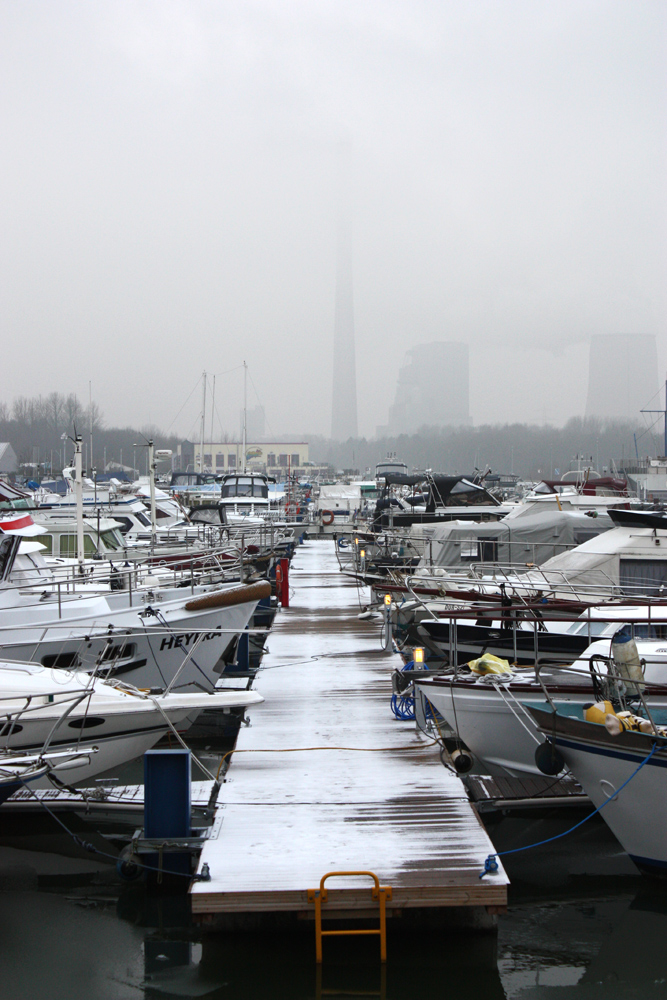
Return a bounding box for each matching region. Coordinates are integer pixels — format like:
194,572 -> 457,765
0,392 -> 181,478
308,416 -> 649,480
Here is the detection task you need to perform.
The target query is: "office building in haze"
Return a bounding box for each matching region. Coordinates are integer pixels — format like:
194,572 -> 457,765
381,341 -> 470,436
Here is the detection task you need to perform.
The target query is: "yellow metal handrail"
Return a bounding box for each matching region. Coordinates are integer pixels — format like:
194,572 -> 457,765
307,870 -> 392,963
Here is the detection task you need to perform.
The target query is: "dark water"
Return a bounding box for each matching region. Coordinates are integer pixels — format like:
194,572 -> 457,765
0,809 -> 665,999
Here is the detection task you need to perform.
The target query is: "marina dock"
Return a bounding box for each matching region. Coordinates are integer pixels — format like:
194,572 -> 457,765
191,540 -> 508,927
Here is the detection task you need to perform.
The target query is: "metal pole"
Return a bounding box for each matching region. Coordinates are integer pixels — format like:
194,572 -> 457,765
242,361 -> 247,473
149,439 -> 157,545
199,371 -> 206,473
89,380 -> 93,473
74,434 -> 84,575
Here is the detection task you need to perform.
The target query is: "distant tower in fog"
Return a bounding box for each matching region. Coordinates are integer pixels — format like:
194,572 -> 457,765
384,342 -> 471,435
585,334 -> 658,421
330,152 -> 358,440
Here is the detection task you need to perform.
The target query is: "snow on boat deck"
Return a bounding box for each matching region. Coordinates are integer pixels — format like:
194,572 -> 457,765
191,540 -> 507,917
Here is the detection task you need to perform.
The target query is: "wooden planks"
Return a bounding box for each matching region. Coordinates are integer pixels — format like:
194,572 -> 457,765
191,541 -> 508,916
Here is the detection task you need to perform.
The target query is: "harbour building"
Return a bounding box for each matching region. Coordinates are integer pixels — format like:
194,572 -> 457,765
175,441 -> 310,478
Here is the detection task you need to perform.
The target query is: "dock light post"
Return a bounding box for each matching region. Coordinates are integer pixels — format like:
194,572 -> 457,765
382,593 -> 392,650
413,647 -> 424,665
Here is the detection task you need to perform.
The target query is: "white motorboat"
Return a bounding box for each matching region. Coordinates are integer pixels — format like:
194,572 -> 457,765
0,661 -> 264,790
0,526 -> 270,691
528,702 -> 667,875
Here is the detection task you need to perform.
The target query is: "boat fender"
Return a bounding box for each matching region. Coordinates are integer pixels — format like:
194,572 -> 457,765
534,741 -> 565,776
321,510 -> 334,525
468,653 -> 513,675
117,846 -> 143,881
583,700 -> 615,725
611,626 -> 645,693
391,669 -> 412,696
451,748 -> 474,774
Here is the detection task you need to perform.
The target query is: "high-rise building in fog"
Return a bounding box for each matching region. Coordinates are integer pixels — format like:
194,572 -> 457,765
585,334 -> 658,421
382,341 -> 470,435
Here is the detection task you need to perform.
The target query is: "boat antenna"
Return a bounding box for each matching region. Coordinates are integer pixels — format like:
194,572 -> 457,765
242,361 -> 247,474
199,371 -> 206,474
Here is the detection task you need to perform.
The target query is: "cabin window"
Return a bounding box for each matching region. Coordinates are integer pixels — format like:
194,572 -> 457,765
460,540 -> 479,561
42,651 -> 80,669
59,534 -> 97,557
100,530 -> 122,551
620,560 -> 667,597
68,716 -> 105,729
39,535 -> 53,555
460,538 -> 498,562
0,721 -> 22,736
100,642 -> 136,661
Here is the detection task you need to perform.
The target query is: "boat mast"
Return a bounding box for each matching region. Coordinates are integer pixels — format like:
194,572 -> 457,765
148,438 -> 157,545
74,433 -> 84,575
89,381 -> 93,475
199,371 -> 206,473
242,361 -> 247,474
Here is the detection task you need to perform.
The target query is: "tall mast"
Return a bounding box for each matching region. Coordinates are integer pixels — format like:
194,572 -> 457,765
210,375 -> 216,453
242,361 -> 247,473
89,380 -> 93,474
74,434 -> 84,575
199,371 -> 206,473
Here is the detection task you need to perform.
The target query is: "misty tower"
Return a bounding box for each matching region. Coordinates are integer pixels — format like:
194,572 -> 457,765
385,342 -> 470,434
330,154 -> 358,440
585,334 -> 658,421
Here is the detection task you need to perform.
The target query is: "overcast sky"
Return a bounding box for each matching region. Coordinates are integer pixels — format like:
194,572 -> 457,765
1,0 -> 665,439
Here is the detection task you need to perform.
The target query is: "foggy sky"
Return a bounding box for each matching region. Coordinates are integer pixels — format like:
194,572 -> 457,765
1,1 -> 665,439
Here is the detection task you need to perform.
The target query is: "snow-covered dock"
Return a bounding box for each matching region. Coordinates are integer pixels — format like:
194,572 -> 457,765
191,540 -> 507,924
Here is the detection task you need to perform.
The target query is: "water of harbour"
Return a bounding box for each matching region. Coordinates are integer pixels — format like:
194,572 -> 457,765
0,807 -> 665,999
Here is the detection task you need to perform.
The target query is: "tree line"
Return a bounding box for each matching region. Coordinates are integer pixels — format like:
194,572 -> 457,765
0,392 -> 181,477
308,416 -> 654,480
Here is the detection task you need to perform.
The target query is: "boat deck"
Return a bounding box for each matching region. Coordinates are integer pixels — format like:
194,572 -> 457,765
191,541 -> 508,921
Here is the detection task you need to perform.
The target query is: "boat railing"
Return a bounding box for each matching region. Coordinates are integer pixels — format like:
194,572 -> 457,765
533,657 -> 667,738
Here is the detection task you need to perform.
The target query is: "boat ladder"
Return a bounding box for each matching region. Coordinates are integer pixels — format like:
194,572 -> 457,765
307,870 -> 392,963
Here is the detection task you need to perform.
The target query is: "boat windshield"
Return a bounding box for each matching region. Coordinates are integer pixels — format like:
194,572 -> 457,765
222,477 -> 268,499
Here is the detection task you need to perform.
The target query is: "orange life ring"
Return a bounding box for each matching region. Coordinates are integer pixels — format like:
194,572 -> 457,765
322,510 -> 334,525
275,564 -> 283,585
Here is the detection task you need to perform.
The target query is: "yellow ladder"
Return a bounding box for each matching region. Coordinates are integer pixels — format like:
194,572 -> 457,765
307,870 -> 393,963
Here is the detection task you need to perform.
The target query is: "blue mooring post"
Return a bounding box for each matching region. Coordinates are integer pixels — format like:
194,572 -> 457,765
144,749 -> 192,883
236,630 -> 249,672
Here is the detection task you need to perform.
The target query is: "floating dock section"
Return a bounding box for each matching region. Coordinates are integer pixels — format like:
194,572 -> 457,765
191,541 -> 507,926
